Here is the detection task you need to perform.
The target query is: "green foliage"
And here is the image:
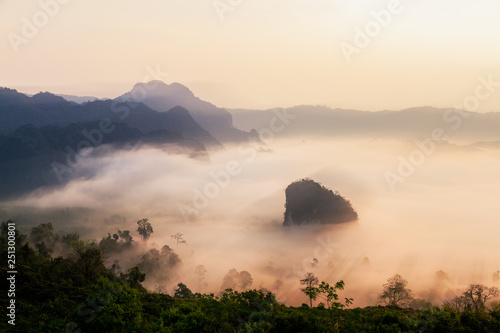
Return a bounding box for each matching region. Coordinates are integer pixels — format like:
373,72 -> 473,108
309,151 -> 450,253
174,283 -> 194,299
2,221 -> 500,332
300,272 -> 319,307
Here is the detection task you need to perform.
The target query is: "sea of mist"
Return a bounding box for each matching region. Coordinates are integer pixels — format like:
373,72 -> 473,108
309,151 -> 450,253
1,134 -> 500,307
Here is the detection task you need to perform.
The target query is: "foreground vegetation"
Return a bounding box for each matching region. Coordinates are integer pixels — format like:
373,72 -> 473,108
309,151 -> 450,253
1,221 -> 500,332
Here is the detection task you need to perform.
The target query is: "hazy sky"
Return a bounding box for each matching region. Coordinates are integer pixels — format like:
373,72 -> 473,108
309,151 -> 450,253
1,0 -> 500,111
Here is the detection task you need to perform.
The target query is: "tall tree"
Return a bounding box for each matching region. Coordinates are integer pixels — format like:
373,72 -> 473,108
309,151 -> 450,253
174,283 -> 194,299
171,232 -> 186,249
300,272 -> 319,307
118,229 -> 133,245
221,268 -> 254,291
195,265 -> 208,292
71,240 -> 107,283
378,274 -> 414,307
239,270 -> 253,290
273,279 -> 283,296
316,281 -> 352,309
136,218 -> 153,242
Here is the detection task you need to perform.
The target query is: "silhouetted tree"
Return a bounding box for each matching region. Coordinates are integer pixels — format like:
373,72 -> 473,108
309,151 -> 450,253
171,232 -> 186,249
174,283 -> 194,299
300,272 -> 319,307
61,232 -> 80,246
137,218 -> 153,242
30,222 -> 55,244
30,222 -> 56,255
118,229 -> 133,245
316,280 -> 352,309
72,240 -> 107,283
378,274 -> 414,307
221,269 -> 254,291
273,279 -> 283,295
195,265 -> 208,292
138,245 -> 181,283
239,270 -> 253,290
445,284 -> 499,312
154,282 -> 166,294
124,266 -> 146,288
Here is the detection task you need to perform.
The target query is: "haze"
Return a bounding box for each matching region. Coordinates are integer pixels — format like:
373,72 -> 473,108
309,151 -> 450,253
1,0 -> 500,110
1,0 -> 500,309
2,132 -> 499,306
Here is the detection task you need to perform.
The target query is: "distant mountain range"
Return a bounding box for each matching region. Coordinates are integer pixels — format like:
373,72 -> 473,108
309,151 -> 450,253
56,94 -> 100,104
229,105 -> 500,143
118,81 -> 251,143
0,83 -> 256,199
2,82 -> 499,199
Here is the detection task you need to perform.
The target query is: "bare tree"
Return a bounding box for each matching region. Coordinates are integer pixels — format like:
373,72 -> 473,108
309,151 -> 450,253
171,232 -> 186,250
300,272 -> 319,307
136,218 -> 153,242
378,274 -> 414,307
154,283 -> 167,294
445,284 -> 499,312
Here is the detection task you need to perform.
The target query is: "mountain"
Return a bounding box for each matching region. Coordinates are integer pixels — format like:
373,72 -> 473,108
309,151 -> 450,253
283,179 -> 358,226
0,88 -> 220,149
470,140 -> 500,150
229,106 -> 500,143
0,122 -> 206,199
118,81 -> 250,143
57,94 -> 99,104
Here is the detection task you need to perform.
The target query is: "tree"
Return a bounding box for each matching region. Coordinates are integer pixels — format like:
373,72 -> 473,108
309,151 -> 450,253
124,266 -> 146,288
378,274 -> 414,307
174,282 -> 194,299
273,279 -> 283,295
30,222 -> 56,256
61,232 -> 80,246
118,229 -> 133,245
493,271 -> 500,286
300,272 -> 319,307
445,284 -> 499,312
221,269 -> 254,291
195,265 -> 208,292
239,270 -> 253,290
71,240 -> 107,283
137,218 -> 153,242
171,232 -> 186,249
316,280 -> 352,309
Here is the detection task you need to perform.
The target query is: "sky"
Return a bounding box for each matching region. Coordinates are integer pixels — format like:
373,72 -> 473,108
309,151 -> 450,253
1,0 -> 500,111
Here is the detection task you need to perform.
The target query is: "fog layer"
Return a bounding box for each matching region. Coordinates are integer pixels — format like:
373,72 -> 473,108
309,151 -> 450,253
3,135 -> 500,307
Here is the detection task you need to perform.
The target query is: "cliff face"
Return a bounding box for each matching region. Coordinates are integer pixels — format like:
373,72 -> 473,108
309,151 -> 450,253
283,179 -> 358,226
